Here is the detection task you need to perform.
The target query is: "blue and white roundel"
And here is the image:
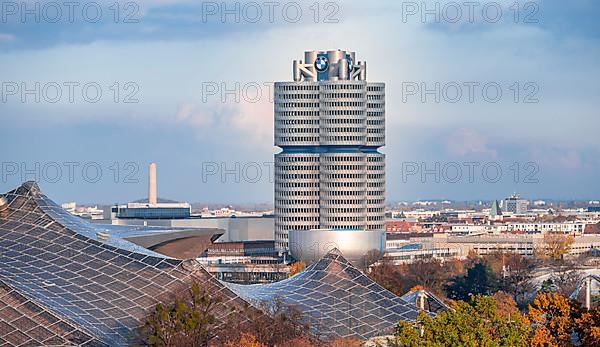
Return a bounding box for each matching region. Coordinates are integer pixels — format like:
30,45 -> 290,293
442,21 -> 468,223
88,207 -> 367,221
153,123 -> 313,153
314,56 -> 329,72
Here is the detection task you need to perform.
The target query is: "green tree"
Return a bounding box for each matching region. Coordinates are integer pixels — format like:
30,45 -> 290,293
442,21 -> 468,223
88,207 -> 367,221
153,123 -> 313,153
142,286 -> 316,346
142,283 -> 222,347
445,262 -> 499,301
388,295 -> 531,347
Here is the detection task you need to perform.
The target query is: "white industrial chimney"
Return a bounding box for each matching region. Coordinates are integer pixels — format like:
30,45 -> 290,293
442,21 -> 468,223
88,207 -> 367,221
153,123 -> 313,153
148,163 -> 157,205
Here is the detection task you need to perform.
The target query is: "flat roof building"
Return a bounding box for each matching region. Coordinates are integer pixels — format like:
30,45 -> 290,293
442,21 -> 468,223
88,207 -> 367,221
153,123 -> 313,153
111,163 -> 192,220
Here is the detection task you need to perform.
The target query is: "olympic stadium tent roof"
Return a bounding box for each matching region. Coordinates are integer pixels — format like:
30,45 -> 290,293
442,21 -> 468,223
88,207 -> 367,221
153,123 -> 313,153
0,182 -> 423,345
399,289 -> 450,315
223,249 -> 421,340
0,182 -> 252,346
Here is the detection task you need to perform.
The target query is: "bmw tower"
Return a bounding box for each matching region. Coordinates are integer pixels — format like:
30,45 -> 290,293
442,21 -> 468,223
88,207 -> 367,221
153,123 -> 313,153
274,50 -> 386,263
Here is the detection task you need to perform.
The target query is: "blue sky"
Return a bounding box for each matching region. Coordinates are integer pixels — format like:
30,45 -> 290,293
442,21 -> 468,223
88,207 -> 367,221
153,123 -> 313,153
1,0 -> 599,204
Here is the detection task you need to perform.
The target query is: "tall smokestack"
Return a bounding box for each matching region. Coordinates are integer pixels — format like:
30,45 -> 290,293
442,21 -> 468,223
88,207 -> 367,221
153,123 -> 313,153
148,163 -> 157,205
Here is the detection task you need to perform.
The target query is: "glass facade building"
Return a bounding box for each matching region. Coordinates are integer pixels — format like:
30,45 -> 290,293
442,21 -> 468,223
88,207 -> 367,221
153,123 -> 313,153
115,206 -> 191,219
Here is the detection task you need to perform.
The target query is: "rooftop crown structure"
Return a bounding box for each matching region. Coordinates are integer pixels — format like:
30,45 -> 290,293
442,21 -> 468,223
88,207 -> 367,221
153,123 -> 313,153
274,50 -> 386,261
292,50 -> 367,82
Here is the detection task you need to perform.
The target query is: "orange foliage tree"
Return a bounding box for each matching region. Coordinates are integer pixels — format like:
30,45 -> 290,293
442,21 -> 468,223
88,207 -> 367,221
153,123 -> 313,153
528,292 -> 574,346
538,232 -> 575,260
224,333 -> 266,347
574,306 -> 600,346
289,261 -> 306,277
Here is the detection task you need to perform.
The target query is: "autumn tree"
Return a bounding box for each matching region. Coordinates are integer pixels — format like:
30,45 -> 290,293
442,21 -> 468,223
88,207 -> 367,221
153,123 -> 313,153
224,297 -> 362,346
528,292 -> 575,346
289,260 -> 306,277
492,291 -> 521,319
388,288 -> 600,347
573,306 -> 600,346
400,258 -> 453,295
537,232 -> 575,261
234,297 -> 313,346
224,333 -> 266,347
359,248 -> 382,272
367,258 -> 405,295
284,337 -> 317,347
280,336 -> 361,347
369,257 -> 467,297
326,337 -> 362,347
142,284 -> 317,347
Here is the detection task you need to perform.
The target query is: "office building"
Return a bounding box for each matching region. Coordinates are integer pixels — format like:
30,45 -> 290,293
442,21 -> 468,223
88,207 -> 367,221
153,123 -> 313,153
274,49 -> 385,260
502,194 -> 529,214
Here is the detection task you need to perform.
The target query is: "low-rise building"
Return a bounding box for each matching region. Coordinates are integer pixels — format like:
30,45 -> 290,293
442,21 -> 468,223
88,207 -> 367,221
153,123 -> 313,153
383,231 -> 600,262
197,240 -> 289,283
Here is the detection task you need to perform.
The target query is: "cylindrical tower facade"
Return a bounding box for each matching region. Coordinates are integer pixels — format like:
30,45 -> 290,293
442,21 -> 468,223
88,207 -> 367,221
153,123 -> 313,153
274,50 -> 385,252
274,152 -> 320,249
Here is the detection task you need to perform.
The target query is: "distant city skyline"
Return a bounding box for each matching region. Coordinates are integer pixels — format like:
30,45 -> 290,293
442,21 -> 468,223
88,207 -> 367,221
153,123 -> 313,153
2,0 -> 600,203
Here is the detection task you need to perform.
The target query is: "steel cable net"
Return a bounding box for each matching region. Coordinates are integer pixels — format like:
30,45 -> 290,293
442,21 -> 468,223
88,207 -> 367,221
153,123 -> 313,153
0,182 -> 423,345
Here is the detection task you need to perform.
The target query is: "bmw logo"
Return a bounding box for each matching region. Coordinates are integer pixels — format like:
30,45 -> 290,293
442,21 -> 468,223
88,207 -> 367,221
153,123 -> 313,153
314,56 -> 329,72
347,56 -> 354,70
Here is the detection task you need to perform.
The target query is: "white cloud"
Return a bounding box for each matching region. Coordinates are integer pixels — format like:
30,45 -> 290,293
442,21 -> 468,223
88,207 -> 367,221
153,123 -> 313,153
529,146 -> 584,171
445,128 -> 497,159
0,33 -> 15,43
446,128 -> 497,159
174,96 -> 273,149
175,103 -> 216,128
